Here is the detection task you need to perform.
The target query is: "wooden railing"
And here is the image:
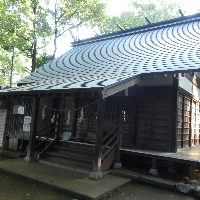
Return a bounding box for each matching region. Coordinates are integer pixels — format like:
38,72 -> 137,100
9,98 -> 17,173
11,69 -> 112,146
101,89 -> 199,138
101,124 -> 121,160
36,114 -> 59,158
100,119 -> 123,171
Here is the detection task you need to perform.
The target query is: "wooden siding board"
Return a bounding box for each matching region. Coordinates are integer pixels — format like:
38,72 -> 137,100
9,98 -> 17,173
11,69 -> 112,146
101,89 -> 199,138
4,96 -> 33,140
135,87 -> 174,151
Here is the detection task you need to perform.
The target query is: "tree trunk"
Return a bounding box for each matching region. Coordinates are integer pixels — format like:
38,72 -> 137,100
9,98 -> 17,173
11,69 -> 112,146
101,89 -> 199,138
10,47 -> 14,87
31,42 -> 37,72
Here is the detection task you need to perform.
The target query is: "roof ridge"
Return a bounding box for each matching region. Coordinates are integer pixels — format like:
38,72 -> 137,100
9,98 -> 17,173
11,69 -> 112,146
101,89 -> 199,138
72,12 -> 200,47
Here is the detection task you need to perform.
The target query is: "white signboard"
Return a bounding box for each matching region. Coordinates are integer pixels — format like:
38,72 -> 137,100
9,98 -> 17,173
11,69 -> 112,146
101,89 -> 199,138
23,116 -> 32,132
16,106 -> 25,114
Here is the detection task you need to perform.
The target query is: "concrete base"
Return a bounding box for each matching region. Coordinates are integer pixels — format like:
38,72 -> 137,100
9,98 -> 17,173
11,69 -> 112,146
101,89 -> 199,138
195,186 -> 200,198
89,171 -> 103,180
176,183 -> 194,194
9,138 -> 18,150
113,162 -> 122,169
24,156 -> 37,163
188,180 -> 198,185
149,168 -> 159,176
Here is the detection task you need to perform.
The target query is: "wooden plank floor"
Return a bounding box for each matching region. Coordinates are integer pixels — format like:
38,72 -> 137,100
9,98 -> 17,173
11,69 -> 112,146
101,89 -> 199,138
121,146 -> 200,163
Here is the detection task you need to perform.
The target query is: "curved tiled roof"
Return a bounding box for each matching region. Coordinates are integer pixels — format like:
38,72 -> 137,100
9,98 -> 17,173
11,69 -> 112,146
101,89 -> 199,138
10,13 -> 200,92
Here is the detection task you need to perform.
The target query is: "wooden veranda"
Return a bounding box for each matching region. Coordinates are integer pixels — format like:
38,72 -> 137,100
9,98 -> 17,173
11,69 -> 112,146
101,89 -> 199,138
120,146 -> 200,180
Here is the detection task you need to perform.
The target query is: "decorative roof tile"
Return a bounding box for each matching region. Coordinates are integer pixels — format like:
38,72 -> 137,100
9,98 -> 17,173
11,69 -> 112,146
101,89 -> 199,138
3,13 -> 200,93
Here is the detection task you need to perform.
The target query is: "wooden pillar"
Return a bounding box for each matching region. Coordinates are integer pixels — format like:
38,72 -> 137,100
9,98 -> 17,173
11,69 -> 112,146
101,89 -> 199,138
116,118 -> 123,163
172,77 -> 178,152
24,97 -> 39,163
89,99 -> 105,180
152,157 -> 157,169
189,162 -> 196,180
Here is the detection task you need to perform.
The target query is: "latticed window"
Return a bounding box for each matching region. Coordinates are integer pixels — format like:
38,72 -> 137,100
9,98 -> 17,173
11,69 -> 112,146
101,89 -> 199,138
76,97 -> 99,119
177,93 -> 200,149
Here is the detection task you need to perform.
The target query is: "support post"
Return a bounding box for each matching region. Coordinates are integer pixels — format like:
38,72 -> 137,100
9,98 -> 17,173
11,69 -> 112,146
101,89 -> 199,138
2,136 -> 9,150
149,157 -> 159,176
114,118 -> 123,169
172,77 -> 178,152
89,99 -> 105,180
189,163 -> 196,180
24,97 -> 39,163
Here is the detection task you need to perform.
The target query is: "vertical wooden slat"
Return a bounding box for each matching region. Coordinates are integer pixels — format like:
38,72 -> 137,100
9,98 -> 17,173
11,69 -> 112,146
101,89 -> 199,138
24,97 -> 40,163
189,163 -> 196,180
71,97 -> 77,136
189,98 -> 193,148
181,96 -> 185,148
172,77 -> 178,152
116,117 -> 123,163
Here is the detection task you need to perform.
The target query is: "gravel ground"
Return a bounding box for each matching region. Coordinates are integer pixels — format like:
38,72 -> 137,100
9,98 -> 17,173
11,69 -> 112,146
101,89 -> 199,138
101,182 -> 196,200
0,172 -> 74,200
0,171 -> 196,200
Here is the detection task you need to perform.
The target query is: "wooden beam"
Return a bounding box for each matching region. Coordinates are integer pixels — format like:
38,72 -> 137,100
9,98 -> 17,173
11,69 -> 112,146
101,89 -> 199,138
93,99 -> 105,172
103,77 -> 141,98
24,97 -> 40,163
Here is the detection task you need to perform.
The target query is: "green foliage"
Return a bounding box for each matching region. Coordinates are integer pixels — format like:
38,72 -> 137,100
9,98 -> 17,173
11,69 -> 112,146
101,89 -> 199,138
36,53 -> 52,70
100,0 -> 182,34
0,0 -> 107,83
0,48 -> 30,86
45,0 -> 107,58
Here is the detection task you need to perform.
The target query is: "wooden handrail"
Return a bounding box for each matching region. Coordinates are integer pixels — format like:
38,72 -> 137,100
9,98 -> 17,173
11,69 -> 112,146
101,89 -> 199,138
36,125 -> 57,139
37,118 -> 59,134
101,119 -> 122,162
103,124 -> 120,142
35,131 -> 56,149
101,139 -> 119,160
38,137 -> 58,159
37,122 -> 52,134
102,131 -> 120,151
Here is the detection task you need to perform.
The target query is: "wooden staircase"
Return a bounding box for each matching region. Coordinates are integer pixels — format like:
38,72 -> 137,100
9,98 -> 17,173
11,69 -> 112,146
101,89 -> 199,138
39,141 -> 95,172
38,140 -> 118,173
37,118 -> 123,174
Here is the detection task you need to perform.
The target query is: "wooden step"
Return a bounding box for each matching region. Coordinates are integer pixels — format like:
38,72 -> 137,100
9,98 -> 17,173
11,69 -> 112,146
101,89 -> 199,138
45,151 -> 93,163
58,141 -> 95,151
44,152 -> 93,169
52,145 -> 95,155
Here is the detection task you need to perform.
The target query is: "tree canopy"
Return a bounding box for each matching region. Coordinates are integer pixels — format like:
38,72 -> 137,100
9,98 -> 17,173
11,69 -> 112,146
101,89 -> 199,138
0,0 -> 107,86
0,0 -> 197,86
99,0 -> 184,34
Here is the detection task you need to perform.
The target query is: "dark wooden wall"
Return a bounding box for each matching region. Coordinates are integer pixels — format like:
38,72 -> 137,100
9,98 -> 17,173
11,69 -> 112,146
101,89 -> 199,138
4,95 -> 33,140
135,87 -> 174,151
57,86 -> 176,152
58,96 -> 75,137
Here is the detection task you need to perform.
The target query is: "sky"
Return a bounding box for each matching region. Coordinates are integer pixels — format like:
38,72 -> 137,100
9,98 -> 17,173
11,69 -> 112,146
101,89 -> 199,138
47,0 -> 200,58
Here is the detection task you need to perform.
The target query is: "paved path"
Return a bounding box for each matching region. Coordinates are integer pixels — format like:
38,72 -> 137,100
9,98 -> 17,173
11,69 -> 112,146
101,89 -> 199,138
0,172 -> 195,200
0,158 -> 130,200
103,182 -> 196,200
